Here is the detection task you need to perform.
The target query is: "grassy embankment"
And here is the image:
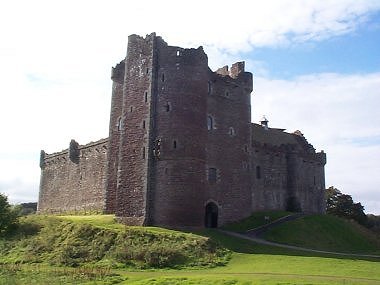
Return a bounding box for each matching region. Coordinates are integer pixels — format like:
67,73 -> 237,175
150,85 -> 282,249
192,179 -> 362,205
1,212 -> 380,284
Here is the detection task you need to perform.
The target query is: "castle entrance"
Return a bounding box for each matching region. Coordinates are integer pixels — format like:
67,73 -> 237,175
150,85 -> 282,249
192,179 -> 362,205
205,202 -> 218,228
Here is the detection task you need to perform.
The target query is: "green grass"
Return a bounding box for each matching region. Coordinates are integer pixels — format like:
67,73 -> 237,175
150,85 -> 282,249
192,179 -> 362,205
0,215 -> 229,269
222,210 -> 291,232
263,214 -> 380,254
1,214 -> 380,284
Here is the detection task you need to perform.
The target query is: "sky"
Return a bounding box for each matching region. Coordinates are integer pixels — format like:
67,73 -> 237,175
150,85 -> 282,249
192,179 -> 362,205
0,0 -> 379,214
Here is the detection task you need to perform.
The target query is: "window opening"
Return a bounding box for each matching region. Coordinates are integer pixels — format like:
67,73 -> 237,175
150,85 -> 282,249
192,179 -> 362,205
130,106 -> 133,112
208,168 -> 217,183
166,102 -> 171,112
256,166 -> 261,179
142,147 -> 146,159
142,120 -> 146,129
225,91 -> 229,97
207,116 -> 213,131
144,91 -> 148,102
173,140 -> 177,149
161,73 -> 165,82
117,117 -> 122,131
229,127 -> 235,136
176,50 -> 180,56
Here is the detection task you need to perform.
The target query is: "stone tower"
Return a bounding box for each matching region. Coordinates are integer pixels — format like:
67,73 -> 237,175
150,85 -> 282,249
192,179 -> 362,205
105,34 -> 211,226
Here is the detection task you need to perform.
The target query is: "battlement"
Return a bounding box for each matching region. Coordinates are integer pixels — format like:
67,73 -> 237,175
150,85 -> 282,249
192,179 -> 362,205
40,138 -> 108,168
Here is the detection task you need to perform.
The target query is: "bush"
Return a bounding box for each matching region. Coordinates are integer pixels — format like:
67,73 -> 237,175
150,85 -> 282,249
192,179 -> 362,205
0,193 -> 21,236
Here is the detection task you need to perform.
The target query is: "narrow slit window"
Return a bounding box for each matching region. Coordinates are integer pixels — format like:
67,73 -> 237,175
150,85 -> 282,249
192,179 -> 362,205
142,147 -> 146,159
229,127 -> 235,136
173,140 -> 177,149
176,50 -> 180,56
142,120 -> 146,129
161,73 -> 165,82
144,91 -> 148,102
166,102 -> 171,112
207,116 -> 213,131
256,166 -> 261,179
146,67 -> 149,74
117,117 -> 122,131
130,106 -> 133,112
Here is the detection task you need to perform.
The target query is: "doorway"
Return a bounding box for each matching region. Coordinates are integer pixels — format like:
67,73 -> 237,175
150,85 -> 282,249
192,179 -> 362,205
205,202 -> 218,228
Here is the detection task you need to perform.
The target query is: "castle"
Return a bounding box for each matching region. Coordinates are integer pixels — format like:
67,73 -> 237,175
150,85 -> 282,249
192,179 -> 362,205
38,33 -> 326,228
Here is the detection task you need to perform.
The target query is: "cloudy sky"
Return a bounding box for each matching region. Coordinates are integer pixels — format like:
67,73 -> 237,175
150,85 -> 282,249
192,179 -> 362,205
1,0 -> 379,214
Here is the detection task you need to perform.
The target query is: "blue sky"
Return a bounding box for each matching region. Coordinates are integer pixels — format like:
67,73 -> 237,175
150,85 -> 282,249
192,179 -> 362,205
249,14 -> 380,78
0,0 -> 379,214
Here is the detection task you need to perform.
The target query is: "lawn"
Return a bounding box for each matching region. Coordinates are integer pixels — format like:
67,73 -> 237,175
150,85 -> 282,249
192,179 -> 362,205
1,214 -> 379,284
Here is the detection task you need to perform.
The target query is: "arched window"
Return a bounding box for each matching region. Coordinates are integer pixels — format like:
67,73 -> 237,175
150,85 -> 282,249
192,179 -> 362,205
207,116 -> 213,131
117,117 -> 122,131
229,127 -> 235,136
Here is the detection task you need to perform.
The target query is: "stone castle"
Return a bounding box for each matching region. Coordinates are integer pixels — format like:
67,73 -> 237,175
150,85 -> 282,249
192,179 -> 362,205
38,33 -> 326,228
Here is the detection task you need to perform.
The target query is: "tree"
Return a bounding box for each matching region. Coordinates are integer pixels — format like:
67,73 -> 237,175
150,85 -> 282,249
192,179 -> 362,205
325,186 -> 367,226
0,193 -> 20,235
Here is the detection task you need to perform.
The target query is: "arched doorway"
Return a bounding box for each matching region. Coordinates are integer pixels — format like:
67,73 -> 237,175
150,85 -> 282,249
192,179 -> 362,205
205,202 -> 218,228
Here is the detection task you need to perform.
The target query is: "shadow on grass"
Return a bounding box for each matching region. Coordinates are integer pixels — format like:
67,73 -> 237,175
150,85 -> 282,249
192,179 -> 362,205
194,229 -> 380,263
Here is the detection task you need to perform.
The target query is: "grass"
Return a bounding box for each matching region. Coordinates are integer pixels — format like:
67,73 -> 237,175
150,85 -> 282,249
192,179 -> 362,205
0,215 -> 229,269
1,213 -> 380,284
222,210 -> 291,232
263,214 -> 380,254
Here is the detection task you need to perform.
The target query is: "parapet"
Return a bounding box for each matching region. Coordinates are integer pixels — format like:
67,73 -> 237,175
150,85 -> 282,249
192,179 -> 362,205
216,62 -> 245,78
41,138 -> 108,168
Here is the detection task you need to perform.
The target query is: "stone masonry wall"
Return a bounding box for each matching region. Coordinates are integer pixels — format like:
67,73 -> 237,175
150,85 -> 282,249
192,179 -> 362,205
104,60 -> 125,213
115,34 -> 155,225
152,38 -> 209,227
251,144 -> 288,211
206,63 -> 253,226
38,139 -> 108,213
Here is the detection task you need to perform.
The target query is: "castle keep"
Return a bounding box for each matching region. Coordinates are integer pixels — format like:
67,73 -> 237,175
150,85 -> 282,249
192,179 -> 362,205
38,33 -> 326,228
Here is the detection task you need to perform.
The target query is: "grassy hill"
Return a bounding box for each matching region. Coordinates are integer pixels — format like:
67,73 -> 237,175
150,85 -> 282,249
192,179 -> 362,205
262,214 -> 380,254
1,213 -> 380,284
0,215 -> 229,269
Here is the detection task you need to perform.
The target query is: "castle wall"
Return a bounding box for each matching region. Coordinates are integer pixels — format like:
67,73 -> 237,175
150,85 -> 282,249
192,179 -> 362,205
251,145 -> 288,211
205,63 -> 253,226
287,152 -> 326,213
151,38 -> 209,227
38,139 -> 107,213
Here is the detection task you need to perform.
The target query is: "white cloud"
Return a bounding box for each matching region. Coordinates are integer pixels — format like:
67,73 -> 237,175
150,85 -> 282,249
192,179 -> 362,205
0,0 -> 380,214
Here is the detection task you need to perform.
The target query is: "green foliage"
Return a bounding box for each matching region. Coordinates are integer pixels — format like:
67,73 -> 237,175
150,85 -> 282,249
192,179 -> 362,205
0,215 -> 229,269
0,193 -> 21,236
222,211 -> 291,232
326,186 -> 368,225
263,214 -> 380,254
